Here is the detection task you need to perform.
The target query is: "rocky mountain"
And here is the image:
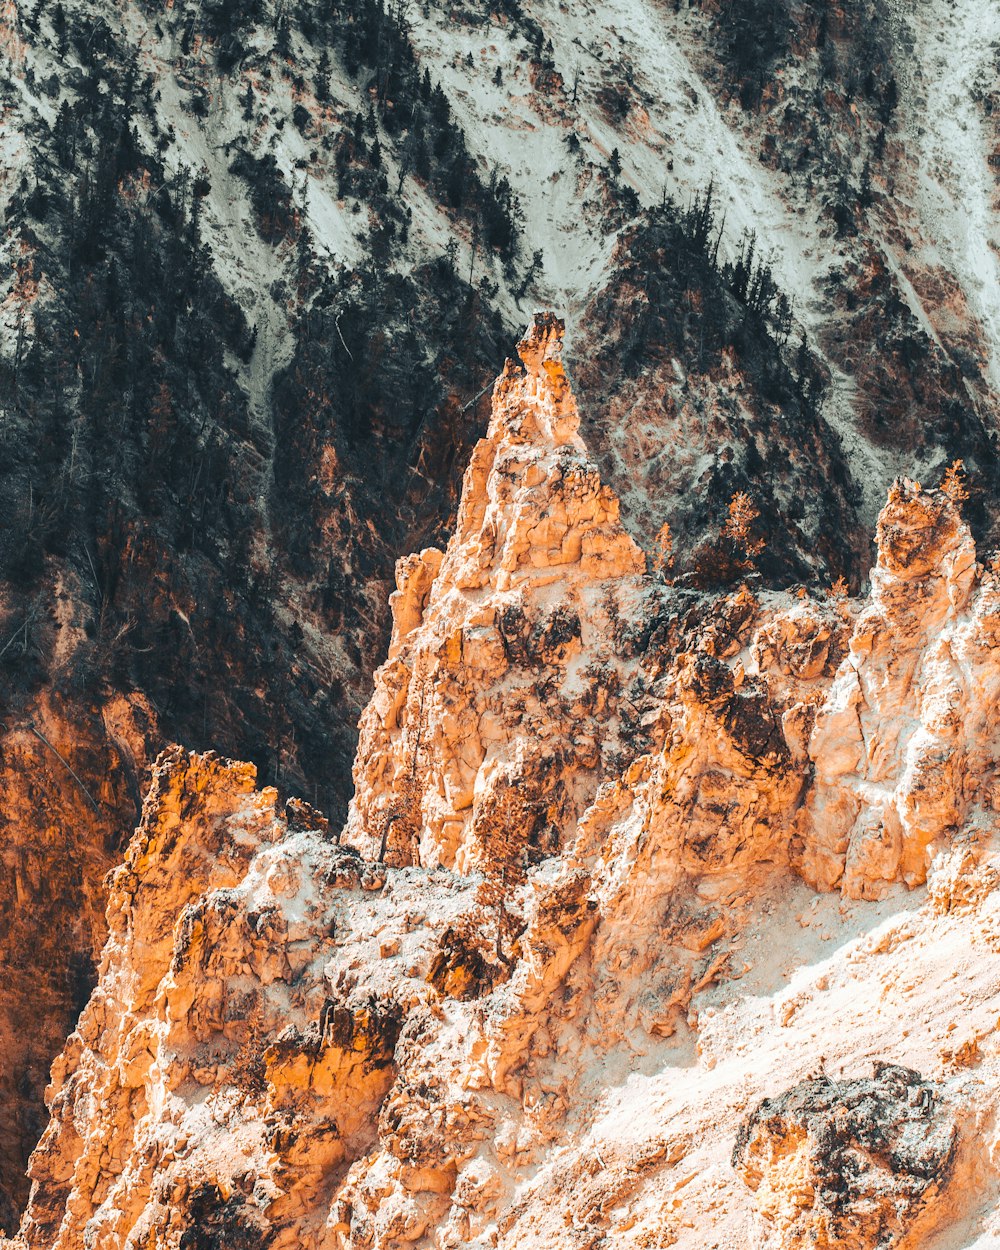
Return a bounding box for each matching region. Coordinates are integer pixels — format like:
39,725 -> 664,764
4,317 -> 1000,1249
0,0 -> 997,1239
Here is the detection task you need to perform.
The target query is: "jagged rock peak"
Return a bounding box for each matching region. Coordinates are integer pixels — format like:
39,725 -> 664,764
798,478 -> 996,898
874,476 -> 975,584
439,311 -> 644,598
12,483 -> 1000,1250
491,311 -> 582,450
343,315 -> 648,870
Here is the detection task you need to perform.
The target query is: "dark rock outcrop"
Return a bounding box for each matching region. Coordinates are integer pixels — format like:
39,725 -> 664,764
734,1063 -> 957,1249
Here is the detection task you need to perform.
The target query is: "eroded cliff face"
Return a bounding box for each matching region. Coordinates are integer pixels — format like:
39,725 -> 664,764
343,313 -> 649,871
799,480 -> 998,899
9,317 -> 1000,1250
5,0 -> 1000,1222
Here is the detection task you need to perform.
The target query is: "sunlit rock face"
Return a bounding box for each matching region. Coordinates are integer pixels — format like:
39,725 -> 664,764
13,747 -> 474,1250
798,478 -> 999,900
342,313 -> 650,872
11,322 -> 1000,1250
6,0 -> 1000,1223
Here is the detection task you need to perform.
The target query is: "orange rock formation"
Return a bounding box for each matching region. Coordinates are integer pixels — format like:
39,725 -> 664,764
8,317 -> 1000,1250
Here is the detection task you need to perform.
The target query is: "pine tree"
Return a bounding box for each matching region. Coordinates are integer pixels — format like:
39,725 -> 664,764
53,99 -> 76,168
940,459 -> 969,506
316,50 -> 331,102
652,521 -> 674,578
880,75 -> 898,124
859,160 -> 874,208
514,248 -> 544,303
474,778 -> 531,969
275,13 -> 291,57
828,575 -> 849,599
723,492 -> 764,561
53,1 -> 67,53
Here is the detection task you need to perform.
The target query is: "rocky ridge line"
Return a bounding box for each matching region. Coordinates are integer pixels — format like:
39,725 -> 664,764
7,316 -> 1000,1249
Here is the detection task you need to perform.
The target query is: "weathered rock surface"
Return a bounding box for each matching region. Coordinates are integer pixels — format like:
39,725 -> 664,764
734,1064 -> 957,1249
13,747 -> 483,1250
343,313 -> 649,871
799,479 -> 997,899
9,319 -> 1000,1250
6,0 -> 1000,1223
